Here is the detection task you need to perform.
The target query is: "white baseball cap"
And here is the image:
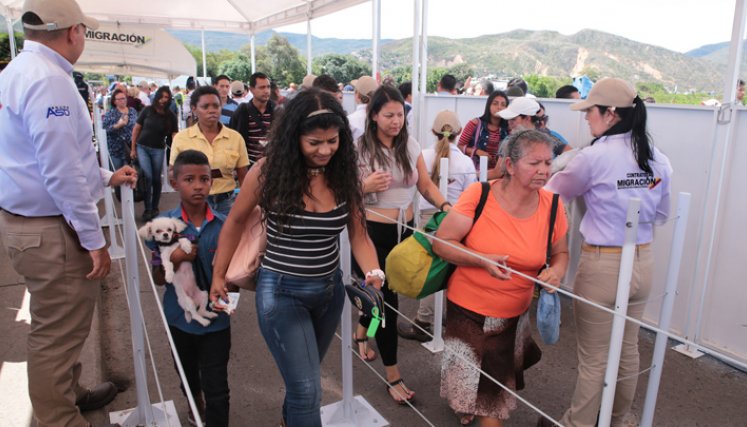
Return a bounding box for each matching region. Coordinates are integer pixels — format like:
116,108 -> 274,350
22,0 -> 99,31
497,97 -> 540,120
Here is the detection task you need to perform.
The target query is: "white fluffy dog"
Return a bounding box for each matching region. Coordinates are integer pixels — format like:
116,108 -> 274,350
138,217 -> 217,327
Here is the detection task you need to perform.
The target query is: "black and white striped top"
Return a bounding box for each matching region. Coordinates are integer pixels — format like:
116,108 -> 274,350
263,203 -> 349,277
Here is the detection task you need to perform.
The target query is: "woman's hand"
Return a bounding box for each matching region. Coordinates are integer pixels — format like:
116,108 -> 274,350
210,276 -> 229,311
130,146 -> 137,159
537,267 -> 561,293
481,254 -> 511,280
364,275 -> 384,290
121,113 -> 129,124
363,170 -> 392,193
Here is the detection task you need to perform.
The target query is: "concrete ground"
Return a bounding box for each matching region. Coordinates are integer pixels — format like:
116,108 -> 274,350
2,191 -> 747,426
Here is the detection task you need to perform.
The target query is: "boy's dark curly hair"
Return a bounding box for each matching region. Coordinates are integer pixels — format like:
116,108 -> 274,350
259,88 -> 364,230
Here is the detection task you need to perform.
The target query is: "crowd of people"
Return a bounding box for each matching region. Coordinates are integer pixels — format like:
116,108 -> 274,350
0,1 -> 676,427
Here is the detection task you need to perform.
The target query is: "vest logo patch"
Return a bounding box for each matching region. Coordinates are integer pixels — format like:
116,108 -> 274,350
617,172 -> 661,190
46,106 -> 70,118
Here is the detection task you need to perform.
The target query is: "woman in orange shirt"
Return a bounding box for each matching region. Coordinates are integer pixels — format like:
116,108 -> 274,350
434,129 -> 569,427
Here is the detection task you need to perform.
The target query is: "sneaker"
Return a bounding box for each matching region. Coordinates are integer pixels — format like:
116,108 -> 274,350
141,209 -> 153,222
397,319 -> 432,342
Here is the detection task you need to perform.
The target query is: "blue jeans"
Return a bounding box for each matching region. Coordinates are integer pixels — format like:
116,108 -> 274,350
136,145 -> 165,211
207,191 -> 235,217
255,268 -> 344,427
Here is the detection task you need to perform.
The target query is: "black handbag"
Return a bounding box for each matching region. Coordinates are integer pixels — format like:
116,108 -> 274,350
344,281 -> 385,337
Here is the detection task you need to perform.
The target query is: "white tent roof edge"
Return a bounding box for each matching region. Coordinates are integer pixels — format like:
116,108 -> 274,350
0,0 -> 370,34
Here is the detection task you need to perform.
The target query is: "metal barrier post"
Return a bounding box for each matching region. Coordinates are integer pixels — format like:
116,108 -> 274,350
423,158 -> 449,353
598,198 -> 640,427
479,156 -> 488,182
110,186 -> 171,426
321,230 -> 388,426
92,106 -> 124,259
640,193 -> 691,427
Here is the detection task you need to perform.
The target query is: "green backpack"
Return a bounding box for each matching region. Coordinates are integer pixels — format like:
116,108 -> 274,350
386,182 -> 490,299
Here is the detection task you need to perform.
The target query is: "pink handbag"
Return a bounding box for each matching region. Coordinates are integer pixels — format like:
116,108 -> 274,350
225,207 -> 266,291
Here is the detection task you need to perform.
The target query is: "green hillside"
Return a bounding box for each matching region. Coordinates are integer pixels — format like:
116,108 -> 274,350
167,28 -> 726,92
371,29 -> 723,92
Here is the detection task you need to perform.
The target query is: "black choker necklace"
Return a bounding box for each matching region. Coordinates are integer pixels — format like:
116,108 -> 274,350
307,166 -> 325,177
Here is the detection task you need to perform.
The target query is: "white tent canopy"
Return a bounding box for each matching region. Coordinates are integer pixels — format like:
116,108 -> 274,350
0,0 -> 367,33
77,22 -> 195,78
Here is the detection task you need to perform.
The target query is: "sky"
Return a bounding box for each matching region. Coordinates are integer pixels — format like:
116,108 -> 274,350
277,0 -> 740,54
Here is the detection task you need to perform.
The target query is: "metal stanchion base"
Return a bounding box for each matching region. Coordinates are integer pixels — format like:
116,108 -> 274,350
321,395 -> 388,427
109,245 -> 125,260
421,337 -> 444,353
109,400 -> 180,427
673,343 -> 704,359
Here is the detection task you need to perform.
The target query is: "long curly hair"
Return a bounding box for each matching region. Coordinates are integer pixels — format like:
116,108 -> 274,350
359,85 -> 413,179
259,89 -> 364,230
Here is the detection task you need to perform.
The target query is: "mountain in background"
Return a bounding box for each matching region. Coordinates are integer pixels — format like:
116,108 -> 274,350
685,39 -> 747,76
167,29 -> 392,58
168,28 -> 732,92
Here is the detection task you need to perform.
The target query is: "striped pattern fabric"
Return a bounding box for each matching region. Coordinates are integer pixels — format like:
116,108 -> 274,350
244,102 -> 273,164
263,203 -> 349,277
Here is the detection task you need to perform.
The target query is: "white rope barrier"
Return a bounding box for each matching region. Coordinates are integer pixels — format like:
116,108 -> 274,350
357,184 -> 744,426
131,199 -> 205,427
108,185 -> 202,427
361,207 -> 743,370
109,204 -> 174,427
96,114 -> 199,426
334,331 -> 436,426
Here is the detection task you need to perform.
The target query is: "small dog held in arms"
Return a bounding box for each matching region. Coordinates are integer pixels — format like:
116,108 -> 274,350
138,217 -> 217,327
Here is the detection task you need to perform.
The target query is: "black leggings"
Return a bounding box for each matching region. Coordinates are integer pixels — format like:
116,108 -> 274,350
354,219 -> 414,367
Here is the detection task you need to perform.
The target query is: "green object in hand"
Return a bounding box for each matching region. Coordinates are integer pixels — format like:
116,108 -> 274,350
367,307 -> 380,338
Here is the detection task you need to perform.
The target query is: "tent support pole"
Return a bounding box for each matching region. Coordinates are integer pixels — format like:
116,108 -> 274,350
306,17 -> 312,75
250,33 -> 256,73
411,0 -> 421,138
6,16 -> 17,59
200,29 -> 208,79
372,0 -> 380,80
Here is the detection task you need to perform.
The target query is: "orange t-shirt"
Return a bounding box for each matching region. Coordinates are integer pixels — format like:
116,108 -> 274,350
446,182 -> 568,318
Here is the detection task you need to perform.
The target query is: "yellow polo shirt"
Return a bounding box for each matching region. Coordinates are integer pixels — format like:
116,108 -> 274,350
170,124 -> 250,195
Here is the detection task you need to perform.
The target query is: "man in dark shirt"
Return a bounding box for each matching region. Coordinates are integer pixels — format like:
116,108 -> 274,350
228,72 -> 274,165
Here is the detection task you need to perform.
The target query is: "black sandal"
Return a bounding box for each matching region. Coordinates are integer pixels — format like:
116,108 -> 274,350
386,378 -> 415,405
353,334 -> 377,362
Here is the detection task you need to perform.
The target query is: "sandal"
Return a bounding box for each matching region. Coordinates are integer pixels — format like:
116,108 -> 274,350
353,334 -> 377,362
456,412 -> 476,426
386,378 -> 415,405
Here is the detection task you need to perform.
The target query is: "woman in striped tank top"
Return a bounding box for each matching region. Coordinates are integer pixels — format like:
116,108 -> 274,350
210,89 -> 383,427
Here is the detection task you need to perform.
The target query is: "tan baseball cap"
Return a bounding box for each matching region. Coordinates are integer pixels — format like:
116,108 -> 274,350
22,0 -> 99,31
301,74 -> 317,89
230,80 -> 245,97
354,76 -> 379,98
432,110 -> 462,135
570,78 -> 637,111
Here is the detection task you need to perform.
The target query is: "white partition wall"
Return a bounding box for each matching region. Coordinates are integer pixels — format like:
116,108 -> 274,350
407,95 -> 744,366
696,108 -> 747,362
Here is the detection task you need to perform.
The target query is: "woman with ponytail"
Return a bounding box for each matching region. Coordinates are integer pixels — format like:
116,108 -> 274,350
397,110 -> 476,342
543,78 -> 673,427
